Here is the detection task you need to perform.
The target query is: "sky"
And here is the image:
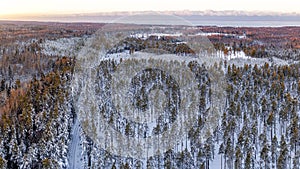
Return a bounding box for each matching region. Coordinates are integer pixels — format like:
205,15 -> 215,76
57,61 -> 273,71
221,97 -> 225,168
1,0 -> 300,17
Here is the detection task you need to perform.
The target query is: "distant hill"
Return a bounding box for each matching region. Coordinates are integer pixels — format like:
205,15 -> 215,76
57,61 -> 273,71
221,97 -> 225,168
1,10 -> 300,27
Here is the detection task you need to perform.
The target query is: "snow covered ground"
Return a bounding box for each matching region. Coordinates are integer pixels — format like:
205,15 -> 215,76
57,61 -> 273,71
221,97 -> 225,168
68,119 -> 84,169
40,37 -> 87,57
131,33 -> 183,40
59,31 -> 300,168
216,49 -> 298,66
190,32 -> 247,39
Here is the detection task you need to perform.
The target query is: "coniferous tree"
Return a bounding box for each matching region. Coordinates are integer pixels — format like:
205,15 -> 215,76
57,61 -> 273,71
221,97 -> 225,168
234,146 -> 242,169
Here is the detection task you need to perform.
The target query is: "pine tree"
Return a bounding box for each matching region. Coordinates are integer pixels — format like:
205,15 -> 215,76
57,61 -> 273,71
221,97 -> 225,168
111,162 -> 117,169
0,157 -> 7,169
292,151 -> 300,169
297,80 -> 300,94
277,135 -> 288,169
260,144 -> 270,169
277,153 -> 286,169
290,115 -> 299,153
164,152 -> 172,169
245,151 -> 252,169
271,136 -> 278,167
234,146 -> 242,169
0,79 -> 5,92
225,138 -> 234,169
267,112 -> 275,139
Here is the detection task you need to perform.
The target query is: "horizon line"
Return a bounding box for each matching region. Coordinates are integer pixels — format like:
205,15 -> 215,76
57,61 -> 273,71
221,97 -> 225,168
1,10 -> 300,18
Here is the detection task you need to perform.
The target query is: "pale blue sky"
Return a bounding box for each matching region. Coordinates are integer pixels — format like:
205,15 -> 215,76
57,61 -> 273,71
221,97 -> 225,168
1,0 -> 300,16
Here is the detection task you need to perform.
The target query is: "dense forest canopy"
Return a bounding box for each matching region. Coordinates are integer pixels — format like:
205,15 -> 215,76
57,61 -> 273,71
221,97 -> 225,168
0,22 -> 300,168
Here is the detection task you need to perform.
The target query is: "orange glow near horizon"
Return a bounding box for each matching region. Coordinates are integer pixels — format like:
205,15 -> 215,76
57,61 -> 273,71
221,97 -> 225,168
1,0 -> 300,19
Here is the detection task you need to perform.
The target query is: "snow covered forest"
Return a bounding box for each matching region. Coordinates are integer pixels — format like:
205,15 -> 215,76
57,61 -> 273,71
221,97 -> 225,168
75,56 -> 300,169
0,22 -> 300,169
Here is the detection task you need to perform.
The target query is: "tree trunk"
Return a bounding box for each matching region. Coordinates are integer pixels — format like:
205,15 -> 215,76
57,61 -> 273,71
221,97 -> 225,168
221,155 -> 222,169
